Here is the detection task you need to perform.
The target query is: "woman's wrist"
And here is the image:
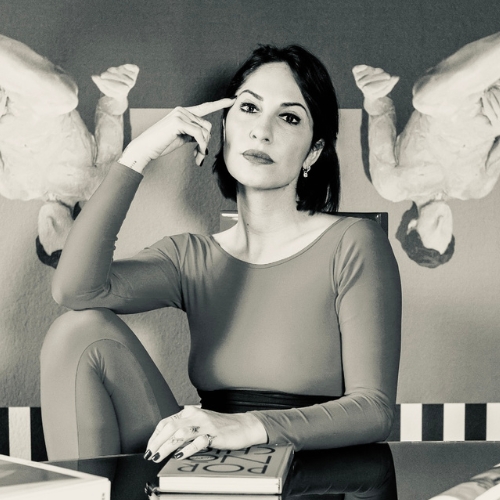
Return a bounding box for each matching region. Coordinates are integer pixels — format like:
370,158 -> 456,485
242,412 -> 269,445
117,146 -> 150,174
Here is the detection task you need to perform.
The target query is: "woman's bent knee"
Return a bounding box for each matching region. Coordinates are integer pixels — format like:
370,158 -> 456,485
41,308 -> 120,364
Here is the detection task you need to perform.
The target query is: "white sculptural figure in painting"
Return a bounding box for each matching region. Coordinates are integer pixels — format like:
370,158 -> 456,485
353,31 -> 500,268
0,34 -> 139,267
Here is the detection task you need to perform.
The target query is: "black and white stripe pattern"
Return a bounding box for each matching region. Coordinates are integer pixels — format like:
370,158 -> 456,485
1,404 -> 499,460
0,407 -> 47,461
386,404 -> 500,442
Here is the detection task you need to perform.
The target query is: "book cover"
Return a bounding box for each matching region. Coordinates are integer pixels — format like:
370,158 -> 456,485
0,454 -> 110,499
157,444 -> 294,494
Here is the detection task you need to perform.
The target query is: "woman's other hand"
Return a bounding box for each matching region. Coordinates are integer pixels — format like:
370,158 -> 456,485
144,405 -> 269,462
118,98 -> 235,173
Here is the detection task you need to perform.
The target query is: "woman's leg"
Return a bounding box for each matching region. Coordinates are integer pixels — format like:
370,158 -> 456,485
40,308 -> 181,460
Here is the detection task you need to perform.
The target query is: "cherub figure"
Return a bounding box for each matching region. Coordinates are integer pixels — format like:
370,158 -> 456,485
0,34 -> 139,267
353,32 -> 500,268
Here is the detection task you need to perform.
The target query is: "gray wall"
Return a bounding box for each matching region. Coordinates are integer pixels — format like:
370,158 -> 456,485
1,0 -> 499,406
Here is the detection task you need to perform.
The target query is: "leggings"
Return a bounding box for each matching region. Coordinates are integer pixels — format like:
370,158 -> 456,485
40,308 -> 181,461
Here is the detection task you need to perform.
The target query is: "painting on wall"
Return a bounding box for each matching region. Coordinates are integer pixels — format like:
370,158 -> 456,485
353,31 -> 500,268
0,34 -> 139,267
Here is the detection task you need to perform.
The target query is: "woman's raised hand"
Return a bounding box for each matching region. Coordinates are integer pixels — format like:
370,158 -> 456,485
118,97 -> 235,173
144,405 -> 269,462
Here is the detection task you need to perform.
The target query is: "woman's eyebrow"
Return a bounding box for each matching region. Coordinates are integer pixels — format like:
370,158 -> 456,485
281,102 -> 308,114
240,89 -> 262,100
239,89 -> 310,117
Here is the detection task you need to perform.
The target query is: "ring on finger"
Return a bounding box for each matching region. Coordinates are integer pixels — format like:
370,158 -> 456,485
204,434 -> 215,448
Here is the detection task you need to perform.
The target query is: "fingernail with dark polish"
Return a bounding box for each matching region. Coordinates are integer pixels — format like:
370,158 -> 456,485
200,159 -> 204,167
174,452 -> 184,460
205,148 -> 208,155
144,449 -> 152,460
152,453 -> 160,462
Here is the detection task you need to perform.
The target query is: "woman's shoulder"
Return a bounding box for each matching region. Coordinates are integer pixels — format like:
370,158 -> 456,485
332,216 -> 399,275
337,215 -> 388,240
315,213 -> 387,246
151,232 -> 213,254
141,232 -> 218,277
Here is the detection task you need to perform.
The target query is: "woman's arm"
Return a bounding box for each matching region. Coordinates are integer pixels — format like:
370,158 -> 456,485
51,162 -> 180,313
52,99 -> 235,313
251,220 -> 402,450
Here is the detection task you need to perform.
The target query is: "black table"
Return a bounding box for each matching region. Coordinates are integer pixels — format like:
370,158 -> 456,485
49,442 -> 500,500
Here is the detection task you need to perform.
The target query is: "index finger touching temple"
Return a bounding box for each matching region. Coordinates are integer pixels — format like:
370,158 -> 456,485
187,97 -> 236,117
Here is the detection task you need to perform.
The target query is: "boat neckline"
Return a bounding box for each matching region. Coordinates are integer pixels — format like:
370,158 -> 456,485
208,216 -> 346,269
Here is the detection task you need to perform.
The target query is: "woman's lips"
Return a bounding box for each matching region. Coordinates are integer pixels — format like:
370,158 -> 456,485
242,150 -> 274,165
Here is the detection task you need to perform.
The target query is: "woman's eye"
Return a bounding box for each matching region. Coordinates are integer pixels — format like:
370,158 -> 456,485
240,102 -> 258,113
281,113 -> 301,125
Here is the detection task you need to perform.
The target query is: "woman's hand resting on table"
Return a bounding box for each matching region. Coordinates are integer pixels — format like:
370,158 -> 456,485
118,97 -> 236,173
144,405 -> 269,462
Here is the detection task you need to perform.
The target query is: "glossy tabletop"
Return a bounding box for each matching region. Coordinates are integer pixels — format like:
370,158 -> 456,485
49,441 -> 500,500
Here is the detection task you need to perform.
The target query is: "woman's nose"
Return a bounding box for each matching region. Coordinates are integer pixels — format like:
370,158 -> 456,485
249,115 -> 273,142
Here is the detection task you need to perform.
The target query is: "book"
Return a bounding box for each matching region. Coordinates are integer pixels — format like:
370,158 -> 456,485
430,463 -> 500,500
0,454 -> 110,499
156,444 -> 294,494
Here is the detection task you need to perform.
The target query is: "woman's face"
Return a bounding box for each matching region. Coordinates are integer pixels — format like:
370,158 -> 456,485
223,62 -> 322,194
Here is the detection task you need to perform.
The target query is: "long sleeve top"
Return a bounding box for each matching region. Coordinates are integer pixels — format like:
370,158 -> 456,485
52,162 -> 402,451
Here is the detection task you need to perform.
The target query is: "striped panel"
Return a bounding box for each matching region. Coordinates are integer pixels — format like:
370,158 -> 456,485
0,404 -> 499,460
443,403 -> 465,441
465,404 -> 487,440
30,408 -> 48,462
400,403 -> 422,441
8,407 -> 31,460
0,407 -> 9,455
387,404 -> 495,442
422,404 -> 444,441
1,408 -> 48,460
486,403 -> 500,441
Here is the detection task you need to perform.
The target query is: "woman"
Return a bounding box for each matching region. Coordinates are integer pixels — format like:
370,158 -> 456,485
41,45 -> 402,462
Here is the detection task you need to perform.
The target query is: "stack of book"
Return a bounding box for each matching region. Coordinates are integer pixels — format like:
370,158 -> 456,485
148,443 -> 294,497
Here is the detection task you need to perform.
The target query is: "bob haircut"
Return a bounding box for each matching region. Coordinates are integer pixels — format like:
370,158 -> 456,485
396,203 -> 455,268
212,44 -> 341,214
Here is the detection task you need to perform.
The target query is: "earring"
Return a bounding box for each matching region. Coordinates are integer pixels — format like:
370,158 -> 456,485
303,165 -> 311,178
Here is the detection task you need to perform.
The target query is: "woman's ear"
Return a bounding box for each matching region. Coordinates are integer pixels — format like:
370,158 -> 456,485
304,139 -> 325,169
312,139 -> 325,151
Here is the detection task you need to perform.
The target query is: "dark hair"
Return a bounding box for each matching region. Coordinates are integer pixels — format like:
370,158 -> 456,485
212,44 -> 341,214
396,203 -> 455,268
